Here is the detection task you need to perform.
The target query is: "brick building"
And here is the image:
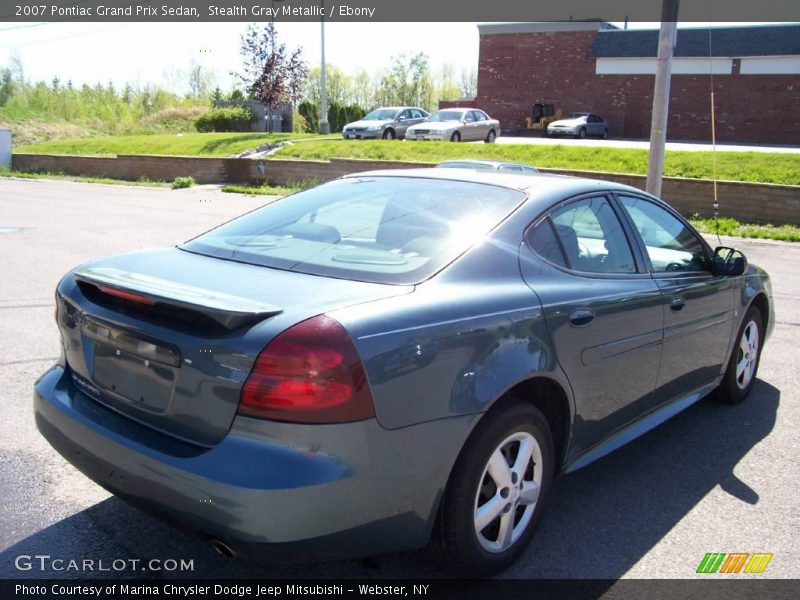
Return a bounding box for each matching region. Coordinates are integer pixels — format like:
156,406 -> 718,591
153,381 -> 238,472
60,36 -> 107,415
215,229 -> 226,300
476,22 -> 800,144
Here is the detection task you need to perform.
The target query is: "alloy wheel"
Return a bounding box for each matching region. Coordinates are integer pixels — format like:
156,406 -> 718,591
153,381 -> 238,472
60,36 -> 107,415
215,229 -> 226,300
736,320 -> 760,390
473,432 -> 543,553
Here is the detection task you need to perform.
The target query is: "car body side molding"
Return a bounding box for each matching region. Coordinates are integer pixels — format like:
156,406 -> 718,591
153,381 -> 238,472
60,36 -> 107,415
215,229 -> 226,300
563,379 -> 719,473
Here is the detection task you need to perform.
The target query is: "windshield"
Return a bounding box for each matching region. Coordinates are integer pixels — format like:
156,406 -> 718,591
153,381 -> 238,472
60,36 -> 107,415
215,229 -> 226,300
567,113 -> 589,119
181,177 -> 526,285
428,111 -> 464,122
362,109 -> 398,121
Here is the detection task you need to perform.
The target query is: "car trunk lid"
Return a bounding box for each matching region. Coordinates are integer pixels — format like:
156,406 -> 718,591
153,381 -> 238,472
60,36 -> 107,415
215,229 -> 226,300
57,248 -> 411,446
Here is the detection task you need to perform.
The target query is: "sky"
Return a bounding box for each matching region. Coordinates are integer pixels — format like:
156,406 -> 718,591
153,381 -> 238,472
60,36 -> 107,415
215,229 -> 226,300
0,21 -> 785,93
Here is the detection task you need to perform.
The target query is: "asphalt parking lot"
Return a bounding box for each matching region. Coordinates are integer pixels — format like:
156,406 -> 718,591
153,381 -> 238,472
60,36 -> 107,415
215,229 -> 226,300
1,178 -> 798,579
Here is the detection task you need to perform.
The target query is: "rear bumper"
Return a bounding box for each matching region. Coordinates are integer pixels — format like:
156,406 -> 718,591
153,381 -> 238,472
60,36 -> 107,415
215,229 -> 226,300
34,365 -> 474,558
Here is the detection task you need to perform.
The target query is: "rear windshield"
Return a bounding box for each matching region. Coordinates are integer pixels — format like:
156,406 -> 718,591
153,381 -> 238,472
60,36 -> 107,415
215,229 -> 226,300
181,177 -> 526,285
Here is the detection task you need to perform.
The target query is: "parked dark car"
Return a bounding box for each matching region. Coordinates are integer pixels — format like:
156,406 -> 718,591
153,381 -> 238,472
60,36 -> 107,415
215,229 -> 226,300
35,169 -> 772,576
547,112 -> 610,138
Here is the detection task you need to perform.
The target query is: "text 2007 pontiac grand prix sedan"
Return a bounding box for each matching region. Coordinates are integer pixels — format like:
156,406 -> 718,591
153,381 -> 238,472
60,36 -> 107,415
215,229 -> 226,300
34,169 -> 772,576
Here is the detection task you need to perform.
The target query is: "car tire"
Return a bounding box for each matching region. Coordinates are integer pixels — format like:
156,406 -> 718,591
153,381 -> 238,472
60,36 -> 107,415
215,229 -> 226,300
578,127 -> 586,139
383,128 -> 396,140
714,306 -> 764,404
431,401 -> 554,577
602,129 -> 609,139
485,130 -> 496,144
450,131 -> 461,142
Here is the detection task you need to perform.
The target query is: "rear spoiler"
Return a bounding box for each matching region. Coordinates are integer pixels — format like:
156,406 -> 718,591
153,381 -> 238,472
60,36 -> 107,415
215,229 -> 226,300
74,266 -> 283,330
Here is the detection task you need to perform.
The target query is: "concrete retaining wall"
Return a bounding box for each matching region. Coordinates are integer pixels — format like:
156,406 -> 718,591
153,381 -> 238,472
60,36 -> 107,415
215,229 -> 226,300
11,153 -> 800,225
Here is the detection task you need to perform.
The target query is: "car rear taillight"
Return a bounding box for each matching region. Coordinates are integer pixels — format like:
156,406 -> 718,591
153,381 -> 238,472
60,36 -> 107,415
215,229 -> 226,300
95,284 -> 154,305
238,315 -> 374,424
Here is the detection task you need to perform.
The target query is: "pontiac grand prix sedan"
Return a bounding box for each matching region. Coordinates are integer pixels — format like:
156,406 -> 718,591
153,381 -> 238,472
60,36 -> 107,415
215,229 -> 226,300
34,169 -> 772,576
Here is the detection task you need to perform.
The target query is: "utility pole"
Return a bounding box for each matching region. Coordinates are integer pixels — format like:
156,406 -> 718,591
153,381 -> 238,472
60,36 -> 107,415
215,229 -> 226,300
319,0 -> 330,134
646,0 -> 679,197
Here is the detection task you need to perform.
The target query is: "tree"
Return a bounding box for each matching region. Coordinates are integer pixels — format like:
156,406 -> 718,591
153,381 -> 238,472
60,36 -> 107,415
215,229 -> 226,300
187,60 -> 215,99
0,69 -> 13,106
235,23 -> 308,131
436,64 -> 461,102
376,53 -> 434,111
460,66 -> 477,99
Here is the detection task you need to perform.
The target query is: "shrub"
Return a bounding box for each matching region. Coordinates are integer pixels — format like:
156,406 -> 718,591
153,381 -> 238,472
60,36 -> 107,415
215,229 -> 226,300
291,106 -> 308,134
298,101 -> 318,133
171,176 -> 195,189
195,106 -> 255,133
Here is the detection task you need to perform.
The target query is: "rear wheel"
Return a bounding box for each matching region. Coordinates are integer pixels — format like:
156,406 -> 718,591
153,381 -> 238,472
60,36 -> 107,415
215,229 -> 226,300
485,130 -> 496,144
432,402 -> 554,577
382,128 -> 396,140
450,131 -> 461,142
714,306 -> 763,404
602,129 -> 609,139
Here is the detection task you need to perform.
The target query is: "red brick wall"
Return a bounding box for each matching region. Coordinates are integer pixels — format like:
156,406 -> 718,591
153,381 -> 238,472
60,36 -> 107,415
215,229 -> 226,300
477,31 -> 800,144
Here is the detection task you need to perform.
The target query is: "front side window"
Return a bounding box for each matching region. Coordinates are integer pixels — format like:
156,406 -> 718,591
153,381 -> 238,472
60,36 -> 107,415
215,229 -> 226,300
617,196 -> 710,273
527,196 -> 636,274
182,177 -> 526,285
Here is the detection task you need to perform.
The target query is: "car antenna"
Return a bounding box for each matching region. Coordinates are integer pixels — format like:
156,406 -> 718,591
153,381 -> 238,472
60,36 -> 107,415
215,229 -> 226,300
707,15 -> 722,246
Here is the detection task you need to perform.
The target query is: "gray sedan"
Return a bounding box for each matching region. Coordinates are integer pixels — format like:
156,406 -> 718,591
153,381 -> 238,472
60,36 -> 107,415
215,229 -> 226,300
35,169 -> 771,576
341,106 -> 429,140
406,108 -> 500,142
547,112 -> 610,138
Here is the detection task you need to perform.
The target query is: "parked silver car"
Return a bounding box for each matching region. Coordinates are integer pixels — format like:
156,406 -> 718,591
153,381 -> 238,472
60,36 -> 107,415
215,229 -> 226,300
342,106 -> 429,140
547,113 -> 610,139
437,159 -> 539,173
406,108 -> 500,143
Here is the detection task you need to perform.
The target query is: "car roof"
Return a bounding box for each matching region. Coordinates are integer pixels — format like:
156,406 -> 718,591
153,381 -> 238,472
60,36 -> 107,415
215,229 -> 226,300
374,106 -> 422,111
341,167 -> 642,196
437,159 -> 534,169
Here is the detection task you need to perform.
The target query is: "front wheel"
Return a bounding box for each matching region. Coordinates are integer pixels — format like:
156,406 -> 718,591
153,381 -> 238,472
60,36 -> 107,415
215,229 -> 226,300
485,130 -> 496,144
578,127 -> 586,139
714,306 -> 763,404
432,402 -> 554,577
450,131 -> 461,142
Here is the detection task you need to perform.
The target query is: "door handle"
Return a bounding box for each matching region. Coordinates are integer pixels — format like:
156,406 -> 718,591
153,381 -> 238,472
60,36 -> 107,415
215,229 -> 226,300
569,308 -> 594,327
670,297 -> 687,312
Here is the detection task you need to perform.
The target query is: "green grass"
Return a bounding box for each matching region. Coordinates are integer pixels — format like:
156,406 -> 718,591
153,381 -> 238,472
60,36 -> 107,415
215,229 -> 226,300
0,168 -> 168,187
222,180 -> 319,196
16,132 -> 333,157
689,215 -> 800,242
271,140 -> 800,186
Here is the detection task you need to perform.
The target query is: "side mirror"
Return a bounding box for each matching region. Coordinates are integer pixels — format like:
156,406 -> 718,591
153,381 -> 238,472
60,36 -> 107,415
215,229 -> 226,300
713,246 -> 747,277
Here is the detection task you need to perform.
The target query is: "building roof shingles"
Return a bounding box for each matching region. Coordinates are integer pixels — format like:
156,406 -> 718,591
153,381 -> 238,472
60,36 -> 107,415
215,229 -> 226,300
588,25 -> 800,58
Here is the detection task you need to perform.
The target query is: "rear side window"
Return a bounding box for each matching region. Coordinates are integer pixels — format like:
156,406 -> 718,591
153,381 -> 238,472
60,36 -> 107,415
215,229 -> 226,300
527,196 -> 637,274
527,219 -> 568,268
182,177 -> 526,285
